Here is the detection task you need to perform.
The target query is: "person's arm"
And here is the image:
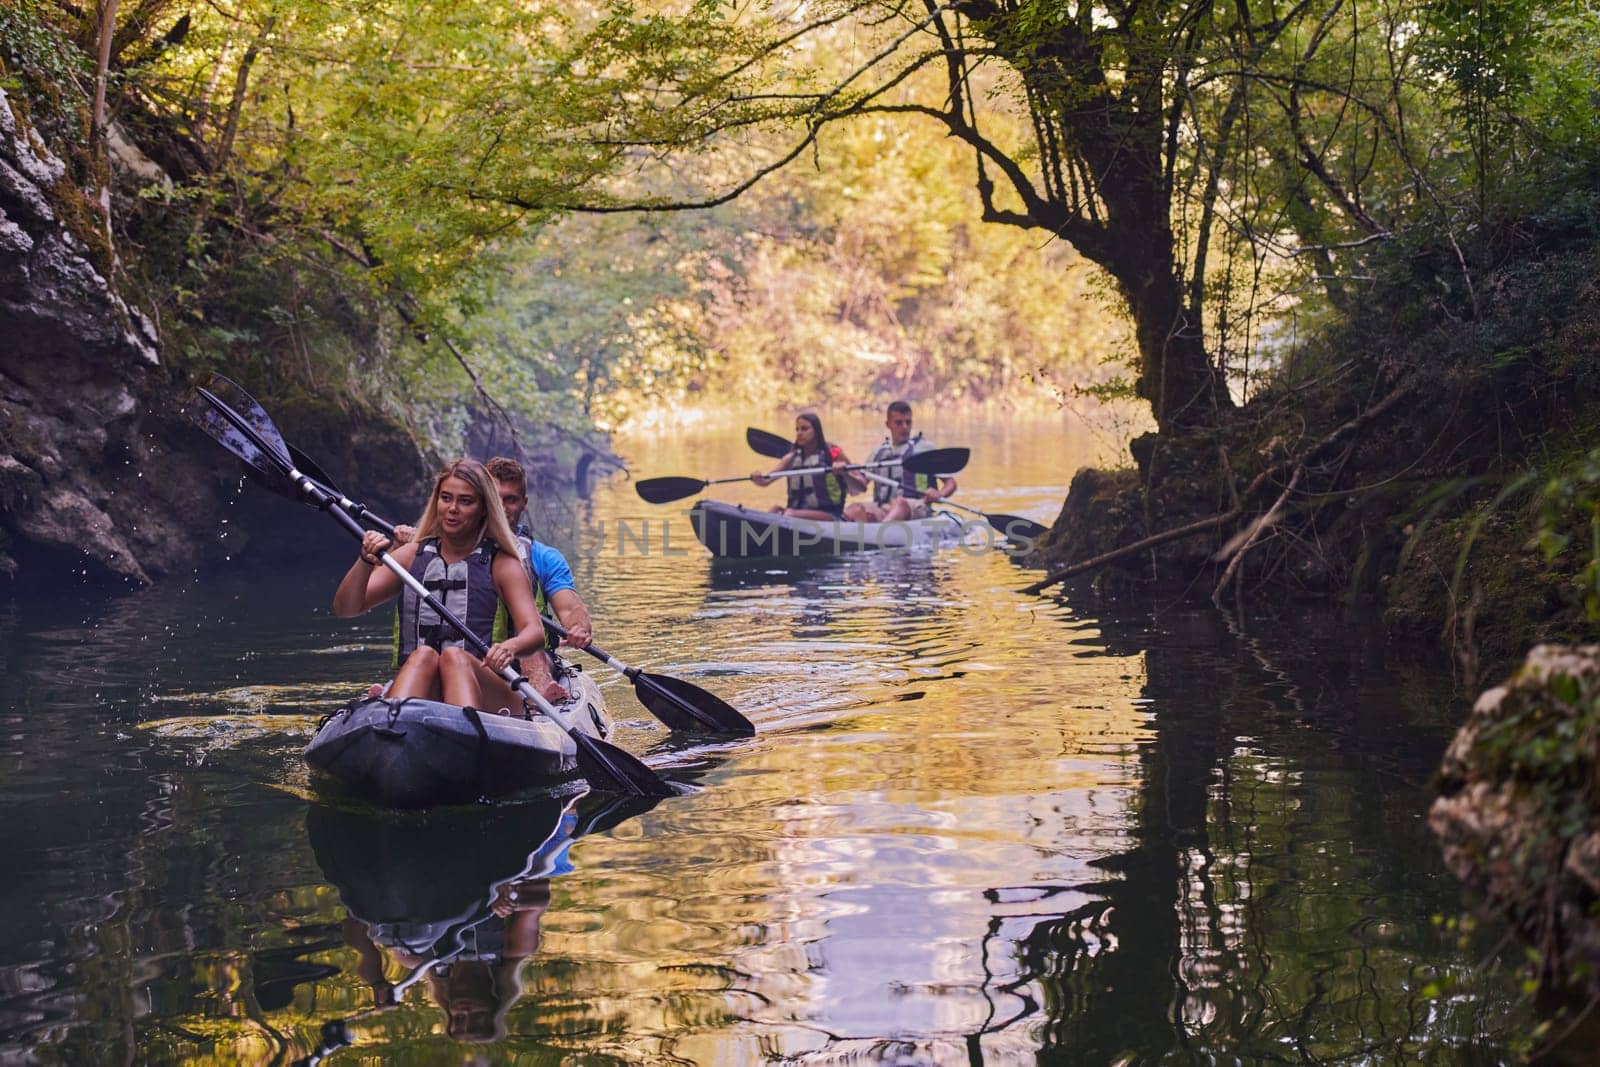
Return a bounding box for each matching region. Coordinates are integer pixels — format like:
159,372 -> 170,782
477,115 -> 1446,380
486,553 -> 549,672
833,449 -> 867,494
529,544 -> 590,648
548,589 -> 591,648
927,475 -> 958,502
752,451 -> 796,486
332,535 -> 414,617
502,885 -> 551,956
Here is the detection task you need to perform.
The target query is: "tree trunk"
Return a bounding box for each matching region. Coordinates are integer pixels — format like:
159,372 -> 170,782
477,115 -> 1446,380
1122,260 -> 1230,429
91,0 -> 120,267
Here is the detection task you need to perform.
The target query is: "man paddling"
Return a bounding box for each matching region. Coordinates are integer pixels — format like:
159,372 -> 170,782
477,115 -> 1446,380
842,400 -> 958,523
485,456 -> 594,653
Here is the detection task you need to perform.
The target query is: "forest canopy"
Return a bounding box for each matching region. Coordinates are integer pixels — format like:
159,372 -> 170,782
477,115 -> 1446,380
3,0 -> 1598,437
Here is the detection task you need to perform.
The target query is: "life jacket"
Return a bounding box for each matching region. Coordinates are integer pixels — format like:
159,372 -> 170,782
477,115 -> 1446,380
870,432 -> 933,506
392,537 -> 508,668
786,445 -> 846,515
514,534 -> 558,654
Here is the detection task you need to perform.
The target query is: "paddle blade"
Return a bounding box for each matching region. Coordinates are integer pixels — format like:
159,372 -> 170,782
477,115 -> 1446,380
989,513 -> 1049,541
203,375 -> 294,467
572,734 -> 677,798
635,476 -> 708,504
635,671 -> 755,736
573,792 -> 662,838
189,389 -> 299,500
288,443 -> 341,494
746,427 -> 792,459
904,447 -> 970,475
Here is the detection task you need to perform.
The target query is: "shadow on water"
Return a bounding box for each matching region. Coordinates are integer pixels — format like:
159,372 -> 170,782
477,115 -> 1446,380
980,600 -> 1527,1064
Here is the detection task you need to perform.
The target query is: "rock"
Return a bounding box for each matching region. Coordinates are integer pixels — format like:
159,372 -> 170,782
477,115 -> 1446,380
0,87 -> 431,593
105,121 -> 173,197
1430,644 -> 1600,997
1,85 -> 167,587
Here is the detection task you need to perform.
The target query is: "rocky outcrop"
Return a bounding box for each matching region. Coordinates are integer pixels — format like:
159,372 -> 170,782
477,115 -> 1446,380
1431,644 -> 1600,996
0,86 -> 168,584
1030,430 -> 1236,593
1,88 -> 427,589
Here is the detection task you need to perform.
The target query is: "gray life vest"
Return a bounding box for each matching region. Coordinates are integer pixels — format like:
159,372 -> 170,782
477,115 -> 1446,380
392,538 -> 506,668
785,446 -> 846,514
870,433 -> 934,505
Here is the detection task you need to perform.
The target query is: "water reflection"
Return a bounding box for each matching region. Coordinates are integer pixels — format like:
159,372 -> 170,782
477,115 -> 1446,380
0,412 -> 1537,1063
1011,607 -> 1524,1063
299,792 -> 656,1061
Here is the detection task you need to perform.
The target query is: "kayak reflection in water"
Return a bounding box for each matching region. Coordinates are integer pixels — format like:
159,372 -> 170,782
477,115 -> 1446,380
297,792 -> 644,1061
342,872 -> 552,1042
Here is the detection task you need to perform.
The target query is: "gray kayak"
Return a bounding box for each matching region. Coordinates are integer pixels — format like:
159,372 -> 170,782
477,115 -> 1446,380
304,666 -> 609,808
689,499 -> 965,558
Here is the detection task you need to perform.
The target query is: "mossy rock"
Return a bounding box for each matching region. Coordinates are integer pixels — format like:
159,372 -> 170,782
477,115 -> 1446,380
1432,644 -> 1600,998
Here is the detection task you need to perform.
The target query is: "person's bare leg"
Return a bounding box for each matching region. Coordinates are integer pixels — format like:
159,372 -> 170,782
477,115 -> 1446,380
882,498 -> 915,523
781,508 -> 843,521
472,664 -> 521,715
843,502 -> 883,521
439,646 -> 484,708
387,646 -> 443,700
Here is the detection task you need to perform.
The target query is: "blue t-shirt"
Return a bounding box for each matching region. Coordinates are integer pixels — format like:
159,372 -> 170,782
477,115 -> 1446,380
516,535 -> 576,597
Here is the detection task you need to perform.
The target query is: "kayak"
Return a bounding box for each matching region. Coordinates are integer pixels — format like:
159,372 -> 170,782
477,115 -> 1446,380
688,499 -> 966,559
304,664 -> 609,808
306,794 -> 580,933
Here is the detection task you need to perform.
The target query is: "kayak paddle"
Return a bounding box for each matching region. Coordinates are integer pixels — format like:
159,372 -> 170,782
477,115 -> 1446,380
745,426 -> 795,458
538,614 -> 754,735
638,447 -> 969,505
749,426 -> 1043,538
190,375 -> 675,799
204,383 -> 752,736
859,468 -> 1049,542
745,426 -> 970,478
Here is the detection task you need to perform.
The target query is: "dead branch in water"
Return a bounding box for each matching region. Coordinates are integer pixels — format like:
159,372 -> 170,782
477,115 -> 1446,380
1020,377 -> 1413,596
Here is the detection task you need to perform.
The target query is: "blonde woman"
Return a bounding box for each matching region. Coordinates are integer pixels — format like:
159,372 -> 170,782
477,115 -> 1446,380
333,458 -> 565,709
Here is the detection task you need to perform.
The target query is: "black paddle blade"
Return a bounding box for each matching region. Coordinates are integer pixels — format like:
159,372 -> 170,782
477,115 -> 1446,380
635,476 -> 709,504
202,375 -> 295,467
573,734 -> 677,798
635,671 -> 755,736
288,444 -> 341,494
989,513 -> 1049,541
903,447 -> 970,475
573,791 -> 662,838
189,389 -> 299,500
746,427 -> 792,459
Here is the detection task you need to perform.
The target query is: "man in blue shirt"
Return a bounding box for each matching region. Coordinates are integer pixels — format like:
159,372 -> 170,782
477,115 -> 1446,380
485,457 -> 593,650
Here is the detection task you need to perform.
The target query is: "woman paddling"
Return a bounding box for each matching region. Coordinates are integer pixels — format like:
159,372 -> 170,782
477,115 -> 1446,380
332,458 -> 566,709
749,412 -> 867,520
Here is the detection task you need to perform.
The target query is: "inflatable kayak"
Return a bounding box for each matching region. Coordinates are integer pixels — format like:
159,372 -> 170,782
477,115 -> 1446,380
304,665 -> 609,808
689,499 -> 966,559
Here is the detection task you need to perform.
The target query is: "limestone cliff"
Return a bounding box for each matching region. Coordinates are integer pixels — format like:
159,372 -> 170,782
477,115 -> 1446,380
0,87 -> 423,588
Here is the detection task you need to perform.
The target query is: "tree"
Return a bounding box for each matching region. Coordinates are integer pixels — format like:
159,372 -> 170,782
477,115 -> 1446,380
332,0 -> 1433,432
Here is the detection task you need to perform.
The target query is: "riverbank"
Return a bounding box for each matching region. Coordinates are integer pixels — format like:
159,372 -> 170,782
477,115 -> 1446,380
1028,211 -> 1600,684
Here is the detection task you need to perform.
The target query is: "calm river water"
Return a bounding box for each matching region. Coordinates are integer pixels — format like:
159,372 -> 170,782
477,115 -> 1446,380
0,409 -> 1530,1064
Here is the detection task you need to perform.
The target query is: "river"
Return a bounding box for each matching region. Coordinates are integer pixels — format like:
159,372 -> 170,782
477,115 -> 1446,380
0,407 -> 1529,1064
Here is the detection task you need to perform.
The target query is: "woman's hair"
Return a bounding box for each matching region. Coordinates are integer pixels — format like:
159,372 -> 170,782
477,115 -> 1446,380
411,459 -> 521,557
794,412 -> 829,459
